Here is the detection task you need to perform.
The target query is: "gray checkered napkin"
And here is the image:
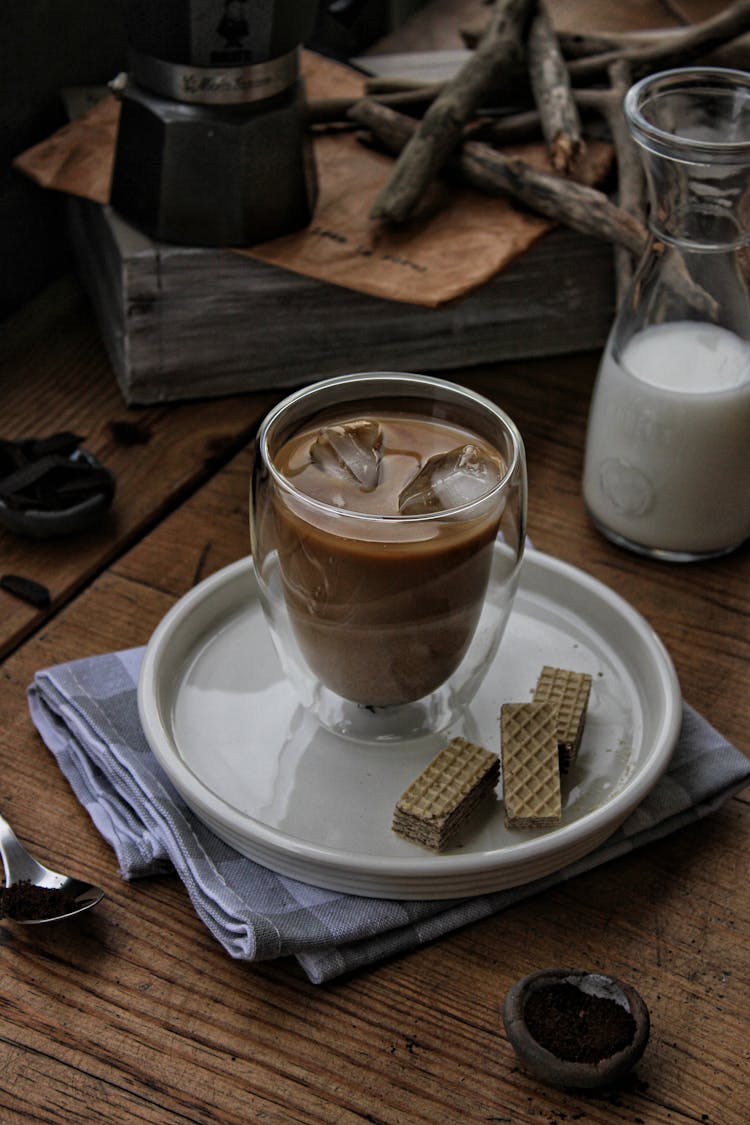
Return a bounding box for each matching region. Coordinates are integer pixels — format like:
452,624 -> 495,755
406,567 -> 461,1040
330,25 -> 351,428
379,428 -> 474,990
28,647 -> 749,983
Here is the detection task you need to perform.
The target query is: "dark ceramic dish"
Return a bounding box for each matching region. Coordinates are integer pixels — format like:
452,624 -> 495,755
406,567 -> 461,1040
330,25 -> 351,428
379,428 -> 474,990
503,967 -> 650,1090
0,439 -> 115,538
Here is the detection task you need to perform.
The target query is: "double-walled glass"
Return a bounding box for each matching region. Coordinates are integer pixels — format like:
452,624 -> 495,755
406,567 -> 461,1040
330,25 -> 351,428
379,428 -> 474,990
250,372 -> 527,741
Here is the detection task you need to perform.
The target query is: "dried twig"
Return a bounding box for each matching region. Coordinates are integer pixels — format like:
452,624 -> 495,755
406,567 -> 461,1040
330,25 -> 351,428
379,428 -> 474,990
465,0 -> 750,66
555,29 -> 665,58
463,22 -> 675,54
465,87 -> 609,150
566,0 -> 750,81
364,76 -> 444,95
350,98 -> 717,316
596,60 -> 645,304
471,66 -> 645,304
460,142 -> 643,253
527,0 -> 584,174
307,86 -> 440,125
469,107 -> 545,145
352,98 -> 643,254
370,0 -> 535,223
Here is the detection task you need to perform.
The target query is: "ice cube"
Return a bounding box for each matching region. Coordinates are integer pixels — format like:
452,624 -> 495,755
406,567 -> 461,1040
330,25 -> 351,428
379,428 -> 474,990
398,443 -> 504,515
309,419 -> 383,492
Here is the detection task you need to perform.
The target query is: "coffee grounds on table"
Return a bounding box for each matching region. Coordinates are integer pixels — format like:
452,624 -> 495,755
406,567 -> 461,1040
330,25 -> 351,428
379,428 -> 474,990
0,880 -> 80,921
524,981 -> 636,1063
0,573 -> 51,608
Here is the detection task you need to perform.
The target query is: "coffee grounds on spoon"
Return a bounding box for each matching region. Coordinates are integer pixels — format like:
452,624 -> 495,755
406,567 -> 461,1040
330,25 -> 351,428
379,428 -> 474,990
524,981 -> 637,1063
0,880 -> 80,921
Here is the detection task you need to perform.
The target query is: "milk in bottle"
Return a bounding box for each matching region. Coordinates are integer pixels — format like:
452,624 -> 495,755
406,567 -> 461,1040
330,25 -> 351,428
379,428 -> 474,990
583,321 -> 750,555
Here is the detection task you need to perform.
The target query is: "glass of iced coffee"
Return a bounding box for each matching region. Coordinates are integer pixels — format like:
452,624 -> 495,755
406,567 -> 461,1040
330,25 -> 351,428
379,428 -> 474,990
250,372 -> 526,740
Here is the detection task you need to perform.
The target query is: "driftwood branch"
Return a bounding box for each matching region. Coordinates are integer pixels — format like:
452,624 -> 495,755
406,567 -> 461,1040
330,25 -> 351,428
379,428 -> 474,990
464,0 -> 750,67
333,7 -> 740,311
570,78 -> 644,227
307,86 -> 440,126
370,0 -> 535,223
461,141 -> 643,253
527,0 -> 584,174
364,75 -> 443,95
350,98 -> 717,317
599,60 -> 645,304
473,87 -> 624,147
469,107 -> 546,145
555,29 -> 668,58
566,0 -> 750,81
352,98 -> 644,255
462,21 -> 676,53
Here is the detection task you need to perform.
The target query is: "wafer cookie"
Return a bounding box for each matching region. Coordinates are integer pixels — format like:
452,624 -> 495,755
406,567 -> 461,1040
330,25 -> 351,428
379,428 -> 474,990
501,702 -> 561,830
392,737 -> 499,851
533,665 -> 592,772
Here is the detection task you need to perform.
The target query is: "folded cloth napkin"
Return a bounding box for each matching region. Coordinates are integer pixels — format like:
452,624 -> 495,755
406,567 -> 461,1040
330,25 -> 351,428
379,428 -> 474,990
28,648 -> 750,984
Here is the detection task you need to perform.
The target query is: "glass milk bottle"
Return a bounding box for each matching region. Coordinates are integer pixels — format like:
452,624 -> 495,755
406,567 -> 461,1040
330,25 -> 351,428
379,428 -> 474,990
583,68 -> 750,560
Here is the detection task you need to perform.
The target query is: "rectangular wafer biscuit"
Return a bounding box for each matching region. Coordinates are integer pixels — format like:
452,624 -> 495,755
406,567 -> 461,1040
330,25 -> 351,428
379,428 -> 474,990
392,737 -> 499,851
501,702 -> 561,830
533,665 -> 592,772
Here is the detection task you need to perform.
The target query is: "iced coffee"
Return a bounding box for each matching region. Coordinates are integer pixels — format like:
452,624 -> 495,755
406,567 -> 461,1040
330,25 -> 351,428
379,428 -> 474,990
251,373 -> 526,734
273,410 -> 506,706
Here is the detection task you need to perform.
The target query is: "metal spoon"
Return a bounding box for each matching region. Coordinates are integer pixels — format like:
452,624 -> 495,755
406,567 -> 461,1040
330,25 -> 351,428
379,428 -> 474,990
0,811 -> 104,924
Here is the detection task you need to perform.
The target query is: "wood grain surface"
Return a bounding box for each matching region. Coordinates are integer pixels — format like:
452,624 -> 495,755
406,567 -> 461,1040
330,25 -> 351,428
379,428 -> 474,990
0,278 -> 278,660
1,3 -> 748,1123
1,320 -> 748,1125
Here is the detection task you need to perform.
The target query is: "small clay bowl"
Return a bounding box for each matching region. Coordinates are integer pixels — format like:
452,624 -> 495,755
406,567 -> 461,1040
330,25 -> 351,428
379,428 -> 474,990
503,967 -> 650,1090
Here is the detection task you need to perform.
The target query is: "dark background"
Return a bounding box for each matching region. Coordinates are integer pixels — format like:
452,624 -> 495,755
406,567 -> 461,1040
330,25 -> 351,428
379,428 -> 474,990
0,1 -> 425,320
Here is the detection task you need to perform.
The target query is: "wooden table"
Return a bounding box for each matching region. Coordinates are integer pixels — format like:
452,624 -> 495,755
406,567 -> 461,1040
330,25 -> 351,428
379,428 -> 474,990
1,4 -> 749,1122
2,281 -> 748,1124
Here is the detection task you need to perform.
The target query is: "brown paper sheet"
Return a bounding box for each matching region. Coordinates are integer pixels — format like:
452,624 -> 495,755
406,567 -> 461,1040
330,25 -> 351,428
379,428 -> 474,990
13,51 -> 612,308
13,93 -> 119,205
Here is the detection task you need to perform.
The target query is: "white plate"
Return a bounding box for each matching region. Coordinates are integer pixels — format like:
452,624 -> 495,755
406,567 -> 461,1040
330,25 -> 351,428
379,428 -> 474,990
138,549 -> 681,899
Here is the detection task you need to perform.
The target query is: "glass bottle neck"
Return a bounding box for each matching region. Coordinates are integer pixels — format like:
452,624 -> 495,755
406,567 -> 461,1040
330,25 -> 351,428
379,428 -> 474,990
640,150 -> 750,250
625,68 -> 750,251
